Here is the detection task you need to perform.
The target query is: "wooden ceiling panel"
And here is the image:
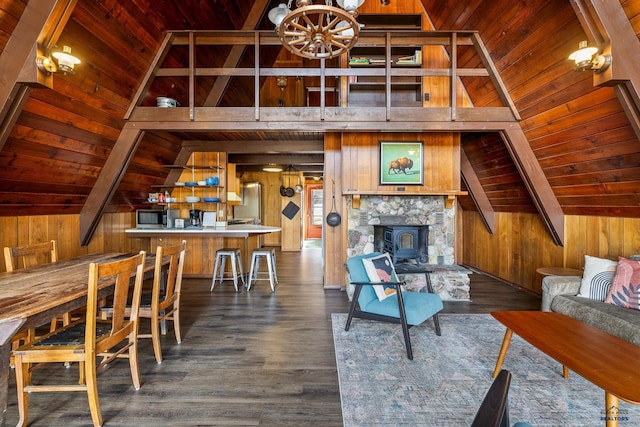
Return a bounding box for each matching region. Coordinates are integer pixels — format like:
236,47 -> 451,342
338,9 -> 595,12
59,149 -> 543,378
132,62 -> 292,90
460,132 -> 535,213
0,0 -> 638,219
425,0 -> 640,217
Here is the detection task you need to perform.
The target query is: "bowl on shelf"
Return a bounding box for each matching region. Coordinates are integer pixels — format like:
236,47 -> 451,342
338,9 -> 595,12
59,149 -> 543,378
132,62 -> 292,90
197,180 -> 207,186
174,182 -> 185,186
185,196 -> 200,203
185,181 -> 198,186
203,197 -> 221,203
205,177 -> 219,186
166,197 -> 177,203
147,198 -> 158,203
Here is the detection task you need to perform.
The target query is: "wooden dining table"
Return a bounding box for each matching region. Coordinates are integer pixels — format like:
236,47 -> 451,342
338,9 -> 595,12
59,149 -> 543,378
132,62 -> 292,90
0,252 -> 158,426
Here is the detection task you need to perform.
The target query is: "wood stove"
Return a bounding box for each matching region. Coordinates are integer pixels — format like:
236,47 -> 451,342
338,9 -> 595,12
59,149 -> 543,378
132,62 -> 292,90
374,225 -> 429,264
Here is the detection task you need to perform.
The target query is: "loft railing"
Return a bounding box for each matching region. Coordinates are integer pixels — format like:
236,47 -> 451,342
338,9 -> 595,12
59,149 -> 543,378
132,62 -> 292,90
126,30 -> 520,125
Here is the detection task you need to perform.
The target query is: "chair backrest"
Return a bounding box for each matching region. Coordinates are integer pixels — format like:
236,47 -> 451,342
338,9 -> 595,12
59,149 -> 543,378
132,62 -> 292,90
471,369 -> 511,427
153,240 -> 186,308
4,240 -> 58,272
346,252 -> 383,308
86,251 -> 146,354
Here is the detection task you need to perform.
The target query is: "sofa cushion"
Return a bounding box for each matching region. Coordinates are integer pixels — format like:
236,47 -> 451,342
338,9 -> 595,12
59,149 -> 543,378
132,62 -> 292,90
551,295 -> 640,346
362,252 -> 399,301
577,255 -> 617,301
605,257 -> 640,310
347,252 -> 384,307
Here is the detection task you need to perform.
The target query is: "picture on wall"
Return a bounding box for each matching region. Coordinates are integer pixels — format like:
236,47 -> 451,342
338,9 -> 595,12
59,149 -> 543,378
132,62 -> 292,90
379,141 -> 423,185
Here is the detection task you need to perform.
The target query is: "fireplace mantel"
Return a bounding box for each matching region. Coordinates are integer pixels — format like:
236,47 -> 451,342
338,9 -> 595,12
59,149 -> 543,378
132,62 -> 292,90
344,191 -> 467,209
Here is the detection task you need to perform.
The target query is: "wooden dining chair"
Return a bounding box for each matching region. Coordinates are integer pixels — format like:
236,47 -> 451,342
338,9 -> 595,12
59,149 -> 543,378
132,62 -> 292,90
4,240 -> 60,350
12,251 -> 146,427
101,241 -> 186,364
4,240 -> 83,336
3,240 -> 58,272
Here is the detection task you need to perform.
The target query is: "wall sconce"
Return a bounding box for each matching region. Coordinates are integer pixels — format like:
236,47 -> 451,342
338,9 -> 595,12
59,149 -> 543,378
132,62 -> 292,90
36,45 -> 81,76
568,40 -> 611,73
276,76 -> 287,91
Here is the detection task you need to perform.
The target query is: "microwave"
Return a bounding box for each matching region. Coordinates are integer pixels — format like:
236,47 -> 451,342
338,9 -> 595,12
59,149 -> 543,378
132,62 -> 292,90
136,209 -> 179,228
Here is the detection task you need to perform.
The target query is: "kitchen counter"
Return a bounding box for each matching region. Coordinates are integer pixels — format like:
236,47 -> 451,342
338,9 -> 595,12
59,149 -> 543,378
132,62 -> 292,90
125,225 -> 281,238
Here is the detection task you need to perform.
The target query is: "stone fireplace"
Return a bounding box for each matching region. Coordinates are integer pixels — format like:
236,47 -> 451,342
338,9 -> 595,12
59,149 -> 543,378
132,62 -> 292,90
345,194 -> 470,301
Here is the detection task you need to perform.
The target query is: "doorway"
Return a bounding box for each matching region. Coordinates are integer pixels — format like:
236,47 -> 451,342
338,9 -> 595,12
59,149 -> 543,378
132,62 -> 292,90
305,185 -> 323,240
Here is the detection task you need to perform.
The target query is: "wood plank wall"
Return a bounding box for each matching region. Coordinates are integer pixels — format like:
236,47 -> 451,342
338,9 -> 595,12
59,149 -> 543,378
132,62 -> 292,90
323,132 -> 344,289
0,212 -> 259,278
6,208 -> 640,293
341,132 -> 460,193
0,212 -> 145,273
461,210 -> 640,295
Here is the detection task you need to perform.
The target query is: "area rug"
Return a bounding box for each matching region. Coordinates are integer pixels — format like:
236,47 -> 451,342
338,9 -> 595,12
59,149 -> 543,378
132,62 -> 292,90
332,313 -> 640,426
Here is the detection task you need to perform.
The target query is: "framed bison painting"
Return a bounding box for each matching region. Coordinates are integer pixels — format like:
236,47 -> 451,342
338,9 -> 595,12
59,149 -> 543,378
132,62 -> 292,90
379,141 -> 423,185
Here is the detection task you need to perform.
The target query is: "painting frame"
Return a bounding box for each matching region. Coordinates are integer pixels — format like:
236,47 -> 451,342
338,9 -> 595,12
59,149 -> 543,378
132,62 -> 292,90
379,141 -> 423,185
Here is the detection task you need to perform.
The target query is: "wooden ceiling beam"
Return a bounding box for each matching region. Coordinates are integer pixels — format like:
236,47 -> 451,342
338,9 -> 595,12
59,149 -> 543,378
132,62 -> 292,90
238,165 -> 324,173
501,125 -> 564,246
0,0 -> 77,151
128,107 -> 517,129
461,149 -> 495,234
228,154 -> 323,165
79,124 -> 145,246
203,0 -> 269,107
183,140 -> 324,153
570,0 -> 640,140
125,33 -> 175,119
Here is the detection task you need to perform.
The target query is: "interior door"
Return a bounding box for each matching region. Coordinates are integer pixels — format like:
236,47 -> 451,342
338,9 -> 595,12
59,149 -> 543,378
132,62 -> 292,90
306,185 -> 323,239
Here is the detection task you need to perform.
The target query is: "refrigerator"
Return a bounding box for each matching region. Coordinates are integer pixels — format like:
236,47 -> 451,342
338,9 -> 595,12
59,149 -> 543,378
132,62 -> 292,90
233,182 -> 262,223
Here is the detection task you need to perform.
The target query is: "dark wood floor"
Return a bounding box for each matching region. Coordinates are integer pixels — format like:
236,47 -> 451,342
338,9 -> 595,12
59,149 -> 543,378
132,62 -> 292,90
6,246 -> 540,426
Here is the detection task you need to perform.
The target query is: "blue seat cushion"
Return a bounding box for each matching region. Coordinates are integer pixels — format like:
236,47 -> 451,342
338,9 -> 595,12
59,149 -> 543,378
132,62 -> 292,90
362,291 -> 443,325
347,252 -> 443,325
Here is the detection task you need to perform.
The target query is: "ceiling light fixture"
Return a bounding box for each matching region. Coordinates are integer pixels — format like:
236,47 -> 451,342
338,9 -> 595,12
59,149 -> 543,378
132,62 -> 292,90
36,45 -> 81,76
263,164 -> 283,172
568,40 -> 611,73
268,0 -> 365,60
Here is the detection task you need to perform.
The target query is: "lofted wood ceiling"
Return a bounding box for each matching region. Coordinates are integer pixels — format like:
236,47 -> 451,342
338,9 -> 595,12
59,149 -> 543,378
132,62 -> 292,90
0,0 -> 639,219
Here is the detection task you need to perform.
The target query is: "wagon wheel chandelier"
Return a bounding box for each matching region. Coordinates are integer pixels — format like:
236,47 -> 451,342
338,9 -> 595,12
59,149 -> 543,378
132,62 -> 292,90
268,0 -> 365,60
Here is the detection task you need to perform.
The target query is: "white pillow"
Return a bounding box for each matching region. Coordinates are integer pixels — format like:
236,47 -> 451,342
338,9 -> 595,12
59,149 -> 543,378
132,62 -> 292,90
577,255 -> 617,301
362,253 -> 398,301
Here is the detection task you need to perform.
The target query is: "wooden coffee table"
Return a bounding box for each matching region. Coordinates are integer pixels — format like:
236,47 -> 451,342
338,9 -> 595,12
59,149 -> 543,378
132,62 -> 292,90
491,311 -> 640,427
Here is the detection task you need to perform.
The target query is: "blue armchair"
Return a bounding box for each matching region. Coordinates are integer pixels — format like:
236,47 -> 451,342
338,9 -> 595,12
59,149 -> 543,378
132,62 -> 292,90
344,252 -> 443,360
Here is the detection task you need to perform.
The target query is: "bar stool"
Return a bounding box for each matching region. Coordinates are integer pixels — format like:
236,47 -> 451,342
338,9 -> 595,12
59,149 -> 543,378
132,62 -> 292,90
211,248 -> 245,292
247,248 -> 278,292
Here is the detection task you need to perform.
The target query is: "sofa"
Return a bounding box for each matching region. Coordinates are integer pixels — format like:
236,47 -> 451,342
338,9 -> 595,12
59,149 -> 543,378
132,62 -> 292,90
541,274 -> 640,346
